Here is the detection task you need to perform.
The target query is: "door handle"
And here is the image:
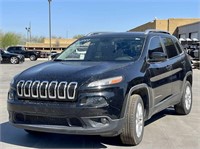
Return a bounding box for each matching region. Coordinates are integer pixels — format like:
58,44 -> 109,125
166,65 -> 172,70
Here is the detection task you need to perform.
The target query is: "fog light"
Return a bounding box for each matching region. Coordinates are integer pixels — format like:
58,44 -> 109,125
79,97 -> 108,108
101,117 -> 109,124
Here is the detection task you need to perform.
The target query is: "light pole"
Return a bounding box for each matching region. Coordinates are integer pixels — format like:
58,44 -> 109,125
48,0 -> 52,60
25,22 -> 31,43
25,26 -> 31,49
25,27 -> 30,42
29,22 -> 31,42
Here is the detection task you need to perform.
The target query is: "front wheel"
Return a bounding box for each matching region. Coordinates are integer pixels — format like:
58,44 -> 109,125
120,94 -> 144,145
10,57 -> 19,64
174,81 -> 192,115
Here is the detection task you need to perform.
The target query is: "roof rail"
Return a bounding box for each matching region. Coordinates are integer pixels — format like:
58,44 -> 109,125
86,32 -> 112,36
145,29 -> 170,35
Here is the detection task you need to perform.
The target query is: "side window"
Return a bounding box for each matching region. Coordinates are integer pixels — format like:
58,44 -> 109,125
8,47 -> 15,52
16,47 -> 20,50
7,48 -> 11,52
174,41 -> 183,53
162,37 -> 178,58
148,36 -> 164,59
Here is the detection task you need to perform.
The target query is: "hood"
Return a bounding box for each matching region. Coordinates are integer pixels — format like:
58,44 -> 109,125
15,61 -> 131,85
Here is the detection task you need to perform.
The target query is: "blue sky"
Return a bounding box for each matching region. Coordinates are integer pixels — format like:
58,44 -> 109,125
0,0 -> 200,38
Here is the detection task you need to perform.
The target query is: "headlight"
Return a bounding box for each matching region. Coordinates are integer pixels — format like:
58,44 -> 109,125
88,76 -> 123,87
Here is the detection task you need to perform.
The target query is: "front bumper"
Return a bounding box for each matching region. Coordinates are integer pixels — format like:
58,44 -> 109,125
10,117 -> 124,136
7,99 -> 124,136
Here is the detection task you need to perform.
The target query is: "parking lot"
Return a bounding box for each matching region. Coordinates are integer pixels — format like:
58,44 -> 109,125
0,59 -> 200,149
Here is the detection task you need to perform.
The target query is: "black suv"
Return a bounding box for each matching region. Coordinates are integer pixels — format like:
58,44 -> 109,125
7,46 -> 40,61
7,30 -> 193,145
0,49 -> 25,64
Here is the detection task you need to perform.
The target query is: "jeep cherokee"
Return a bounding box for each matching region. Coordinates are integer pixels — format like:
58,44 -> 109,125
7,30 -> 193,145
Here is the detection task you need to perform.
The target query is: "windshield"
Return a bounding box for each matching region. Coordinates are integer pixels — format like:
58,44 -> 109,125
56,36 -> 145,61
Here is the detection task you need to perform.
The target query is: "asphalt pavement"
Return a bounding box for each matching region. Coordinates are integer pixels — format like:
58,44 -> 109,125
0,59 -> 200,149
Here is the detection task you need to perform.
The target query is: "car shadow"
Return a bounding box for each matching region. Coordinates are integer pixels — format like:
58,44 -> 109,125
145,107 -> 177,126
0,108 -> 178,148
0,122 -> 107,148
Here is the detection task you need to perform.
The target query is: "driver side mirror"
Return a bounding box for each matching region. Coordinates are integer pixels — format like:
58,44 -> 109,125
51,53 -> 60,60
148,52 -> 167,62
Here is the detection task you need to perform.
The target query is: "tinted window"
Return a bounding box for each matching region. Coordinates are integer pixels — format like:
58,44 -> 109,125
174,41 -> 183,53
148,37 -> 164,58
162,37 -> 178,58
7,47 -> 15,52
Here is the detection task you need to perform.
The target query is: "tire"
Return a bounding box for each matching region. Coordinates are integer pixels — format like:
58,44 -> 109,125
10,57 -> 19,64
29,55 -> 37,61
174,81 -> 192,115
120,94 -> 144,145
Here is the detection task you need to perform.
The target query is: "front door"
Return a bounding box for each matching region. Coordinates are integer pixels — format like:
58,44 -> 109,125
147,36 -> 172,106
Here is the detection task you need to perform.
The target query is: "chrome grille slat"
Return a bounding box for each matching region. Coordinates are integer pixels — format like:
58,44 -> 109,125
39,81 -> 49,98
31,81 -> 40,98
57,82 -> 67,99
16,80 -> 78,101
48,81 -> 58,99
17,80 -> 25,97
67,82 -> 78,100
24,80 -> 32,97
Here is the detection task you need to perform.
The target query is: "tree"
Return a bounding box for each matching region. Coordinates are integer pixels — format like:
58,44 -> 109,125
73,34 -> 85,39
0,30 -> 4,48
1,32 -> 21,49
31,36 -> 45,43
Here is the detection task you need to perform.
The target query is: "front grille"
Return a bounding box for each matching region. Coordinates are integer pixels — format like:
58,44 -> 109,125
14,113 -> 83,127
17,80 -> 78,101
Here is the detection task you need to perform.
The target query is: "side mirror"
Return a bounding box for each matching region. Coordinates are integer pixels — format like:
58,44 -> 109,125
148,52 -> 167,62
51,53 -> 60,60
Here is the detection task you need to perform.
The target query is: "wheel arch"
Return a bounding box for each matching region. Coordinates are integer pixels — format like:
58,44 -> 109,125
182,71 -> 193,90
186,72 -> 192,86
123,84 -> 152,120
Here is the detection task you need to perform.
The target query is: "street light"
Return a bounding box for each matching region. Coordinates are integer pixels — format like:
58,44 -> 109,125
48,0 -> 52,60
25,27 -> 30,42
25,22 -> 32,43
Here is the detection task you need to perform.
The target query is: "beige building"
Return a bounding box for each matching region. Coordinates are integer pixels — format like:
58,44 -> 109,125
25,38 -> 76,51
129,18 -> 200,37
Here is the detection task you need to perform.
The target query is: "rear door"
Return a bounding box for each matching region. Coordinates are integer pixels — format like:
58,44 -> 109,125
161,36 -> 185,97
147,36 -> 172,106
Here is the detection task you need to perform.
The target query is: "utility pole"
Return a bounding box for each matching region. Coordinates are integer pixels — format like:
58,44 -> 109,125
48,0 -> 52,60
29,22 -> 31,42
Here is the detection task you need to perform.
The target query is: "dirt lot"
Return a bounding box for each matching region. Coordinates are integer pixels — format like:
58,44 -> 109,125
0,60 -> 200,149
